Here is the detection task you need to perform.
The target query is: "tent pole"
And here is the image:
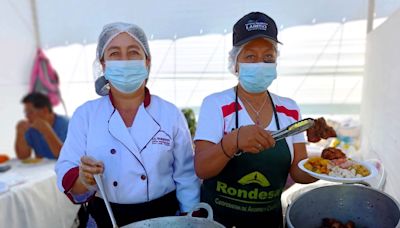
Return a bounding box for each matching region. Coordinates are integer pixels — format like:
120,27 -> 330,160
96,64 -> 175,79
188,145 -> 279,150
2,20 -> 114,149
367,0 -> 375,33
30,0 -> 41,48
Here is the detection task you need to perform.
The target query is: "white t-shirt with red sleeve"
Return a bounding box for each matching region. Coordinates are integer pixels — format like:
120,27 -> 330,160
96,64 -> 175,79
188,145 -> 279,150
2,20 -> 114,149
194,87 -> 306,163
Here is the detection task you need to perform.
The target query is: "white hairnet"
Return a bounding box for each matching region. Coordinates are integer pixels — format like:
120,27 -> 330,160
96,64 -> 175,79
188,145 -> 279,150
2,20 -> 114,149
227,46 -> 243,76
227,38 -> 279,76
93,22 -> 151,96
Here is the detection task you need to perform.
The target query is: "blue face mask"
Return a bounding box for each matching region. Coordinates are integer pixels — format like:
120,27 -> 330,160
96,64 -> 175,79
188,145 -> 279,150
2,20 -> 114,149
238,63 -> 277,93
104,60 -> 148,94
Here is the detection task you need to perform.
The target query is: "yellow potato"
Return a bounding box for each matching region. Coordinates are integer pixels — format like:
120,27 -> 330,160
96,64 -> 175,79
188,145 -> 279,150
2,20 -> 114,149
304,157 -> 330,174
354,164 -> 370,177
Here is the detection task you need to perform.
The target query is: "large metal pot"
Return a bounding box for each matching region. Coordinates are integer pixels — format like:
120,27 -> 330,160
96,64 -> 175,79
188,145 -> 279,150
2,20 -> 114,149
286,185 -> 400,228
122,203 -> 225,228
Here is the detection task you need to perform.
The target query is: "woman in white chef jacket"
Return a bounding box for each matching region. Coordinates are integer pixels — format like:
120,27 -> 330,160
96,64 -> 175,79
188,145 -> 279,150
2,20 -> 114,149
55,22 -> 200,227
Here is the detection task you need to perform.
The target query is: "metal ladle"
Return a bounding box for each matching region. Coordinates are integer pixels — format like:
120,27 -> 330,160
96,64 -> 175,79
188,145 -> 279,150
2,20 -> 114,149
94,174 -> 118,228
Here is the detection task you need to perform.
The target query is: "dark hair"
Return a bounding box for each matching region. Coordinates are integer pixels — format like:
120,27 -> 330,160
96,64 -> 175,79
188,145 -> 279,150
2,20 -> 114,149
22,92 -> 53,112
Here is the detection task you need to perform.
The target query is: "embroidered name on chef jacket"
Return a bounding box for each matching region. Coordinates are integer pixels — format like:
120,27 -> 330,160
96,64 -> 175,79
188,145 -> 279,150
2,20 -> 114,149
151,136 -> 171,146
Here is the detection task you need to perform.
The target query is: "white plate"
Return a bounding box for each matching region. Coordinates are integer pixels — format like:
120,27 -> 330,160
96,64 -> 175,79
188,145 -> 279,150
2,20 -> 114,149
298,158 -> 378,183
17,158 -> 45,167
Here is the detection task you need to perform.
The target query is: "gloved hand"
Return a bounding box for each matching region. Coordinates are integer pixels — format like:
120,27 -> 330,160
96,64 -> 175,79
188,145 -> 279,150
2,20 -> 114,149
78,156 -> 104,190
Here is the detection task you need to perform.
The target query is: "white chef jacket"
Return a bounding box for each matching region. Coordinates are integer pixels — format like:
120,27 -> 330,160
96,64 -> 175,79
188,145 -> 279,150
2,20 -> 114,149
55,93 -> 200,212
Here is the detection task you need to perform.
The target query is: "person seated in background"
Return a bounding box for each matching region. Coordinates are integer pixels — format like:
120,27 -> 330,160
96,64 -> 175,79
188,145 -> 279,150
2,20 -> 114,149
15,92 -> 69,159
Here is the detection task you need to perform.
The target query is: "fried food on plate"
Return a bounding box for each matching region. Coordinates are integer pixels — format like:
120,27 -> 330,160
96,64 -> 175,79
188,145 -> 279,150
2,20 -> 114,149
304,147 -> 371,178
321,147 -> 346,160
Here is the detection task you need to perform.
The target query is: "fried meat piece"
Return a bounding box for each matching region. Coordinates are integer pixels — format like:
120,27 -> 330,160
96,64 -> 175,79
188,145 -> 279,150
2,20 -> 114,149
307,117 -> 337,143
345,221 -> 355,228
321,147 -> 346,160
321,218 -> 356,228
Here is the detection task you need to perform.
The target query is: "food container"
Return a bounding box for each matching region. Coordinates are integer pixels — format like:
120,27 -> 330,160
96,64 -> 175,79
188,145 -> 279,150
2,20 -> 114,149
286,185 -> 400,228
122,203 -> 225,228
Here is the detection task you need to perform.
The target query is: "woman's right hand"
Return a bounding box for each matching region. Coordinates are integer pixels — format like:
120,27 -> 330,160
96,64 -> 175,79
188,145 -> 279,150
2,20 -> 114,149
78,156 -> 104,189
237,125 -> 276,154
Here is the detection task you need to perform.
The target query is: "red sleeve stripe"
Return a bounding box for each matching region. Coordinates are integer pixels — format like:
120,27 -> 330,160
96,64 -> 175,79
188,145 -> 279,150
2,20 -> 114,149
275,105 -> 299,121
61,166 -> 95,205
62,166 -> 80,203
222,102 -> 242,118
62,166 -> 79,192
62,166 -> 97,204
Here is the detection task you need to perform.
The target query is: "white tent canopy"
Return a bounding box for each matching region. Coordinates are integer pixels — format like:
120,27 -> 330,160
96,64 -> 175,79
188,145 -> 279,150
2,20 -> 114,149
32,0 -> 399,47
46,18 -> 383,116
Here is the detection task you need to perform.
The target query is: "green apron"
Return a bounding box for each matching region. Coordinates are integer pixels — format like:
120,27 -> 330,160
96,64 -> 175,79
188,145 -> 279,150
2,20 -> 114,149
201,90 -> 291,228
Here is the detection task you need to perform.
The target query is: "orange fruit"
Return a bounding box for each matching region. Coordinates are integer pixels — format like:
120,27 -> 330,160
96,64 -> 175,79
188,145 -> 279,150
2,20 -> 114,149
0,154 -> 10,163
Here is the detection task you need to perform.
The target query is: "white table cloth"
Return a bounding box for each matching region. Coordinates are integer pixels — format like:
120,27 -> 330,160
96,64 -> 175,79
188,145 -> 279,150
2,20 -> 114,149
0,159 -> 80,228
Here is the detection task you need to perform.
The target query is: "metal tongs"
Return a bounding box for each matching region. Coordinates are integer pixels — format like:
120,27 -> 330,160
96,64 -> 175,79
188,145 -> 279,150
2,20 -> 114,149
271,118 -> 315,141
94,174 -> 119,228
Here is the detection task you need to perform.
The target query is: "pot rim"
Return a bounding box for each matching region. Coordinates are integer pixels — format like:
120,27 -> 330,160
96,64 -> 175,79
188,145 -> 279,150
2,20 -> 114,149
285,184 -> 400,227
122,216 -> 225,228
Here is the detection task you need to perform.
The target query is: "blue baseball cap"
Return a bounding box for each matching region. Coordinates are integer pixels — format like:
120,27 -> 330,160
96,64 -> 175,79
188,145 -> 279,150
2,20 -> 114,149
233,12 -> 281,46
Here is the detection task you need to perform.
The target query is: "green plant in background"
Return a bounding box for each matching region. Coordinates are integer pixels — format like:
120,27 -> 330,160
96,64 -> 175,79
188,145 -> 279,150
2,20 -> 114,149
181,108 -> 196,138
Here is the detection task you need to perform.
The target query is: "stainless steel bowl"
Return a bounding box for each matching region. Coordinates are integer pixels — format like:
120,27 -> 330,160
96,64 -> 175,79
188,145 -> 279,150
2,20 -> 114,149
286,184 -> 400,228
122,203 -> 225,228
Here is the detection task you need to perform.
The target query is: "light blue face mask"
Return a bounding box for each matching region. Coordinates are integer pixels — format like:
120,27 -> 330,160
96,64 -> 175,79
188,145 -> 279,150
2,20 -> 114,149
104,60 -> 148,94
238,63 -> 277,93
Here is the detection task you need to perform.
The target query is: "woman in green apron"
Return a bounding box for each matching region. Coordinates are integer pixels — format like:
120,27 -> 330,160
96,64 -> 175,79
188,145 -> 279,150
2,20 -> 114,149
194,12 -> 317,227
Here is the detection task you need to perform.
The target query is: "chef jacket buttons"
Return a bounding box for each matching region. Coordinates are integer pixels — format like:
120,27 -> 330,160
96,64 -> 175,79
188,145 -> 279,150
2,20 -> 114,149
110,149 -> 116,154
113,181 -> 118,187
140,175 -> 147,180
